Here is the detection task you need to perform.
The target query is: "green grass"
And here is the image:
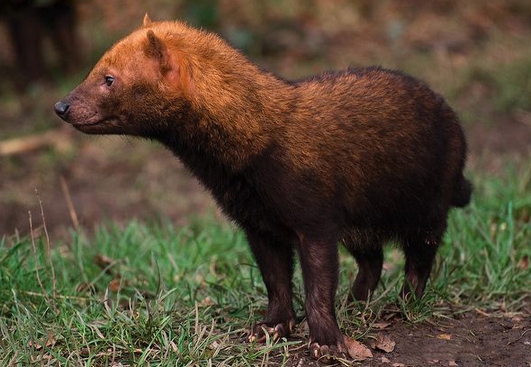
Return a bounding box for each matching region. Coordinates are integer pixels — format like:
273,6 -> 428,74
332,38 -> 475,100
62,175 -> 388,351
439,165 -> 531,309
0,221 -> 304,366
1,166 -> 530,366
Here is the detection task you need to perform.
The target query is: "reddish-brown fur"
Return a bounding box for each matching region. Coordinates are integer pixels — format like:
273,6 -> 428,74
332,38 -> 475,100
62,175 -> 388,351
55,16 -> 471,359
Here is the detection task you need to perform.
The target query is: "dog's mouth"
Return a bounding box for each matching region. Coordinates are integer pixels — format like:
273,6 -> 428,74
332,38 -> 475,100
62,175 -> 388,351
71,116 -> 117,134
72,118 -> 105,127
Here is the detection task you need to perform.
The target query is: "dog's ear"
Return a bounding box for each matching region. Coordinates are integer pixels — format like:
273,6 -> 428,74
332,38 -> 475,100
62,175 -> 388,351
144,30 -> 171,73
143,30 -> 194,95
143,13 -> 152,27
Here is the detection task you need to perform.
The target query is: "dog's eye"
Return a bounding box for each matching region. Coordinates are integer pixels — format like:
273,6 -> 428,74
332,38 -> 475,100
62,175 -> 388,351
104,75 -> 115,87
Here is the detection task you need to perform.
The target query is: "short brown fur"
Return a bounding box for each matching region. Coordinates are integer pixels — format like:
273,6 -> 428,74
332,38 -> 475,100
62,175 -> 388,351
55,18 -> 471,359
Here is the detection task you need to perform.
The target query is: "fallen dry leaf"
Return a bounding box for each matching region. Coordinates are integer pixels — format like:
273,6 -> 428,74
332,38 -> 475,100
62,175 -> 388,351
381,356 -> 391,363
344,336 -> 373,361
28,340 -> 43,350
437,334 -> 452,340
518,255 -> 528,270
373,321 -> 392,330
449,360 -> 459,366
108,278 -> 122,292
28,334 -> 57,350
201,296 -> 215,306
372,333 -> 396,353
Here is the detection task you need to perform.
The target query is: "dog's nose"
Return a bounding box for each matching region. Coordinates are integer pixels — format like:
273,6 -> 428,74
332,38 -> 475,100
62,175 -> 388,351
54,101 -> 70,119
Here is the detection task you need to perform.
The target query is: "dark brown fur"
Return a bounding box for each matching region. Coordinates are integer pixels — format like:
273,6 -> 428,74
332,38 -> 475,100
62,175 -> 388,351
54,16 -> 471,359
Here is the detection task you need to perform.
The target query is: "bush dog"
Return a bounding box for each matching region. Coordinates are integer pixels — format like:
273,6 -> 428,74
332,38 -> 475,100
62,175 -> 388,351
55,15 -> 471,360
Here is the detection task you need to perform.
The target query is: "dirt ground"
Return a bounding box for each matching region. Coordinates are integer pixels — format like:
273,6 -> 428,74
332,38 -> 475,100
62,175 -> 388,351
277,308 -> 531,367
370,312 -> 531,367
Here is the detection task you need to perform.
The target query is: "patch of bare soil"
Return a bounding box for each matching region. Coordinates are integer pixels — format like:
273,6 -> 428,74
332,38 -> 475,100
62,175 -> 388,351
278,310 -> 531,367
363,312 -> 531,367
0,129 -> 217,239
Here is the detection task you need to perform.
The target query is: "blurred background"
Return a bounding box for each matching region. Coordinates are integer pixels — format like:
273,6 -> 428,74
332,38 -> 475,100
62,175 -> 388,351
0,0 -> 530,238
